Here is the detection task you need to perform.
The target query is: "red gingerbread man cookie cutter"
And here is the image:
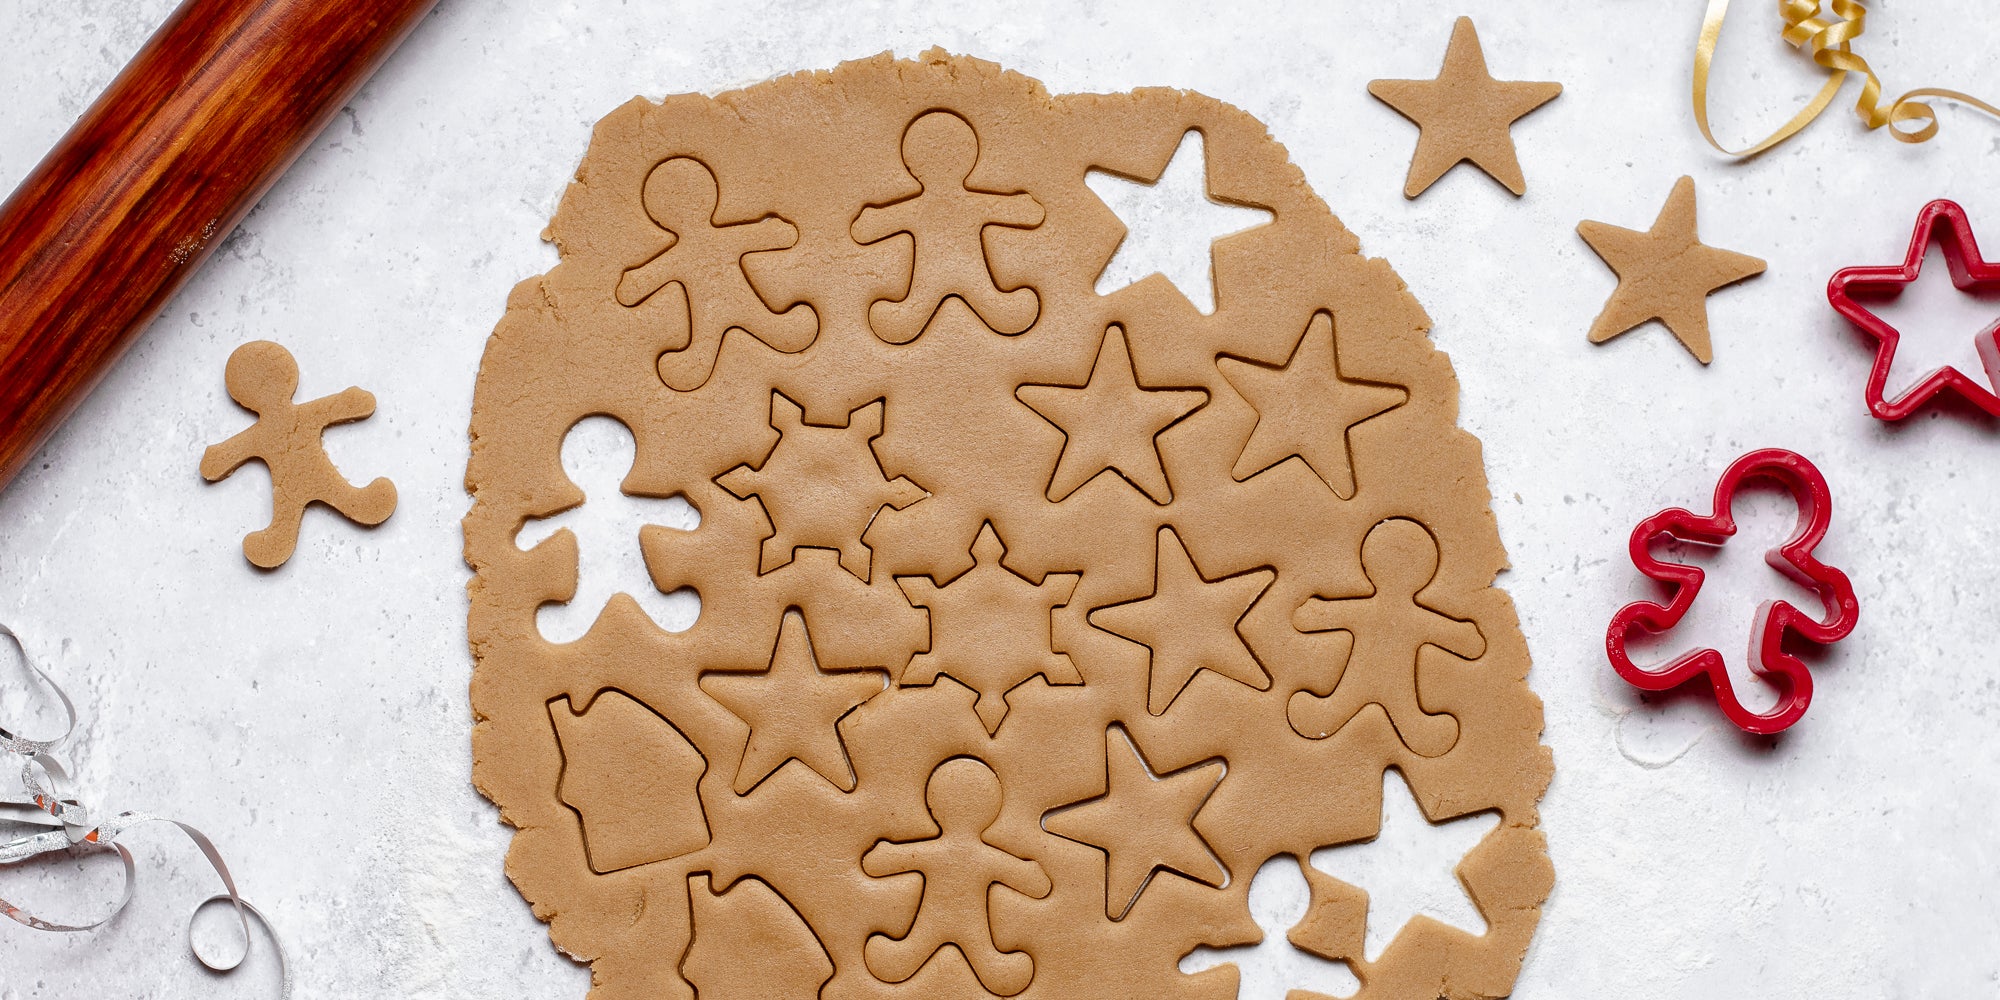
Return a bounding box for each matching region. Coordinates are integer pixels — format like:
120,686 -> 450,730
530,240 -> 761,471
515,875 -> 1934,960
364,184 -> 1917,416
1606,449 -> 1860,735
1827,199 -> 2000,421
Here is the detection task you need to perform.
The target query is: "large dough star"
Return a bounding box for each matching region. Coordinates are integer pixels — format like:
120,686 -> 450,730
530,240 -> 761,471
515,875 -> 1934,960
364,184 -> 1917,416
1017,326 -> 1207,504
1218,311 -> 1406,498
1089,526 -> 1274,715
1577,175 -> 1766,364
1043,726 -> 1227,920
1368,16 -> 1561,198
699,612 -> 887,794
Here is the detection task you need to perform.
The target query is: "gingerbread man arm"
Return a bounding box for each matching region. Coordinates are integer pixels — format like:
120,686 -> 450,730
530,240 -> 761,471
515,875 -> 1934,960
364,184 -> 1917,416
851,200 -> 917,246
1293,595 -> 1359,634
979,190 -> 1045,229
1423,611 -> 1486,661
990,852 -> 1051,899
727,216 -> 800,255
861,839 -> 927,878
199,426 -> 265,482
301,386 -> 378,427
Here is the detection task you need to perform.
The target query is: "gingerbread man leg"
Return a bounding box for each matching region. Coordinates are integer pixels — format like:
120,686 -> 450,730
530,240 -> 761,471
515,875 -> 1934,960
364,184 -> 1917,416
959,937 -> 1034,997
323,476 -> 398,527
243,495 -> 307,569
959,276 -> 1038,336
864,923 -> 945,984
868,274 -> 948,346
1288,666 -> 1459,758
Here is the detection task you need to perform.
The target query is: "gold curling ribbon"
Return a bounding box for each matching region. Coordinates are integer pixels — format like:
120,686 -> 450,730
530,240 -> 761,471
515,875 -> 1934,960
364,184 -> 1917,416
1694,0 -> 2000,156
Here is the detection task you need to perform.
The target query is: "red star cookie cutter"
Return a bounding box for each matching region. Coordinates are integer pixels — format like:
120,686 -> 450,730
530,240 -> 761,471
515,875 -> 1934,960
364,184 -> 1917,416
1827,199 -> 2000,421
1605,449 -> 1860,735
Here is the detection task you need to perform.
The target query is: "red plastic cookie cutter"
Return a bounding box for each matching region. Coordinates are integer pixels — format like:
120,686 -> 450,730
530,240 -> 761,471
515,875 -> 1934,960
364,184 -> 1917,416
1605,449 -> 1860,735
1827,199 -> 2000,421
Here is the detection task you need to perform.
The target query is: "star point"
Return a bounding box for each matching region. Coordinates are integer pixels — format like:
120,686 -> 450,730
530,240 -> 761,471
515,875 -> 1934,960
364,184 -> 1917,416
1368,17 -> 1562,199
1578,175 -> 1766,364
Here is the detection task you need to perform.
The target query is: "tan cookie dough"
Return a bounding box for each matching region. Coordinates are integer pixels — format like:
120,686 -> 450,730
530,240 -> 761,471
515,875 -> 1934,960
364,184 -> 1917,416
465,49 -> 1551,1000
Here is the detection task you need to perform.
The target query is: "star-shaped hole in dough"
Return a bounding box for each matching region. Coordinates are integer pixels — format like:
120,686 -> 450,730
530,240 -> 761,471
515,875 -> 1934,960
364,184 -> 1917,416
1017,326 -> 1208,504
1368,16 -> 1561,199
1305,768 -> 1498,964
1218,311 -> 1407,499
1043,725 -> 1227,920
699,610 -> 888,794
1086,130 -> 1273,314
1578,175 -> 1766,364
1089,526 -> 1275,716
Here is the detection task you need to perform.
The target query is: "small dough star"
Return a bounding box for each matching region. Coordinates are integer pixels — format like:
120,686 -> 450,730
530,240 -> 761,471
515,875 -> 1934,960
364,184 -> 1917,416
1086,130 -> 1273,314
1017,326 -> 1207,504
1218,311 -> 1407,498
1578,175 -> 1766,364
1089,526 -> 1274,715
699,612 -> 887,794
1044,726 -> 1227,920
1368,17 -> 1561,198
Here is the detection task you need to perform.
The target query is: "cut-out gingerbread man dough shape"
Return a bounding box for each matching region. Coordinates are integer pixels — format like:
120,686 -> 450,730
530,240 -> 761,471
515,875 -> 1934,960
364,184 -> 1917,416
465,50 -> 1553,1000
863,757 -> 1052,996
619,156 -> 819,390
1289,518 -> 1485,759
201,340 -> 396,568
853,110 -> 1045,343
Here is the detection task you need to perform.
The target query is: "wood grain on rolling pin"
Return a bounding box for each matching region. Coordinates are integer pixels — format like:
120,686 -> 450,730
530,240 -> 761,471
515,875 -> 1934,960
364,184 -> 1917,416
0,0 -> 440,492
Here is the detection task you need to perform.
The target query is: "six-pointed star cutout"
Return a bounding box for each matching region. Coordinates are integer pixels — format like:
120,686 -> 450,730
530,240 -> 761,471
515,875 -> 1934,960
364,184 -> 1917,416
1307,768 -> 1497,963
1578,175 -> 1766,365
1827,198 -> 2000,420
699,611 -> 888,794
1368,16 -> 1561,199
897,522 -> 1082,734
1044,726 -> 1227,920
1086,130 -> 1273,314
1089,526 -> 1275,715
1017,326 -> 1208,504
1218,311 -> 1407,498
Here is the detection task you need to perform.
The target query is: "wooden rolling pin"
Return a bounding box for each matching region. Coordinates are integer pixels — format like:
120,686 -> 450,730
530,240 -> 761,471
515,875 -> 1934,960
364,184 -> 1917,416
0,0 -> 440,493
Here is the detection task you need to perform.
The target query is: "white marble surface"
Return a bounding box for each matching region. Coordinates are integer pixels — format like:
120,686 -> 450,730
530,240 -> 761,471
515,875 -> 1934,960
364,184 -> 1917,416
4,1 -> 2000,997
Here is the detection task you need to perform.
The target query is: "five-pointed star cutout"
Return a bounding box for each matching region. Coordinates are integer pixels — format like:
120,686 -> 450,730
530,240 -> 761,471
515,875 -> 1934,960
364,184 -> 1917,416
1043,726 -> 1227,920
1306,769 -> 1498,963
1578,175 -> 1766,364
699,612 -> 887,794
1017,326 -> 1208,504
1086,130 -> 1274,314
1089,526 -> 1274,715
1218,311 -> 1407,498
1368,16 -> 1561,199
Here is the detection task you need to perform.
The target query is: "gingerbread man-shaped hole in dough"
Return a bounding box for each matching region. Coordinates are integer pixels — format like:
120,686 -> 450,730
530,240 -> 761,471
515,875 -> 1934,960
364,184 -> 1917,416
1287,518 -> 1484,758
852,111 -> 1044,344
200,340 -> 396,569
863,756 -> 1051,996
617,157 -> 819,391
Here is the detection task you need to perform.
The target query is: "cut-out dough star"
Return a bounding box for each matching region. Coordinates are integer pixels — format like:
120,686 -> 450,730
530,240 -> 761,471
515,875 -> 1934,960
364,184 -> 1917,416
1089,526 -> 1274,715
1368,17 -> 1561,199
1017,326 -> 1208,504
1578,175 -> 1766,364
897,522 -> 1081,734
699,612 -> 887,794
1086,130 -> 1273,314
1218,311 -> 1407,498
1306,769 -> 1498,963
1044,726 -> 1226,920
